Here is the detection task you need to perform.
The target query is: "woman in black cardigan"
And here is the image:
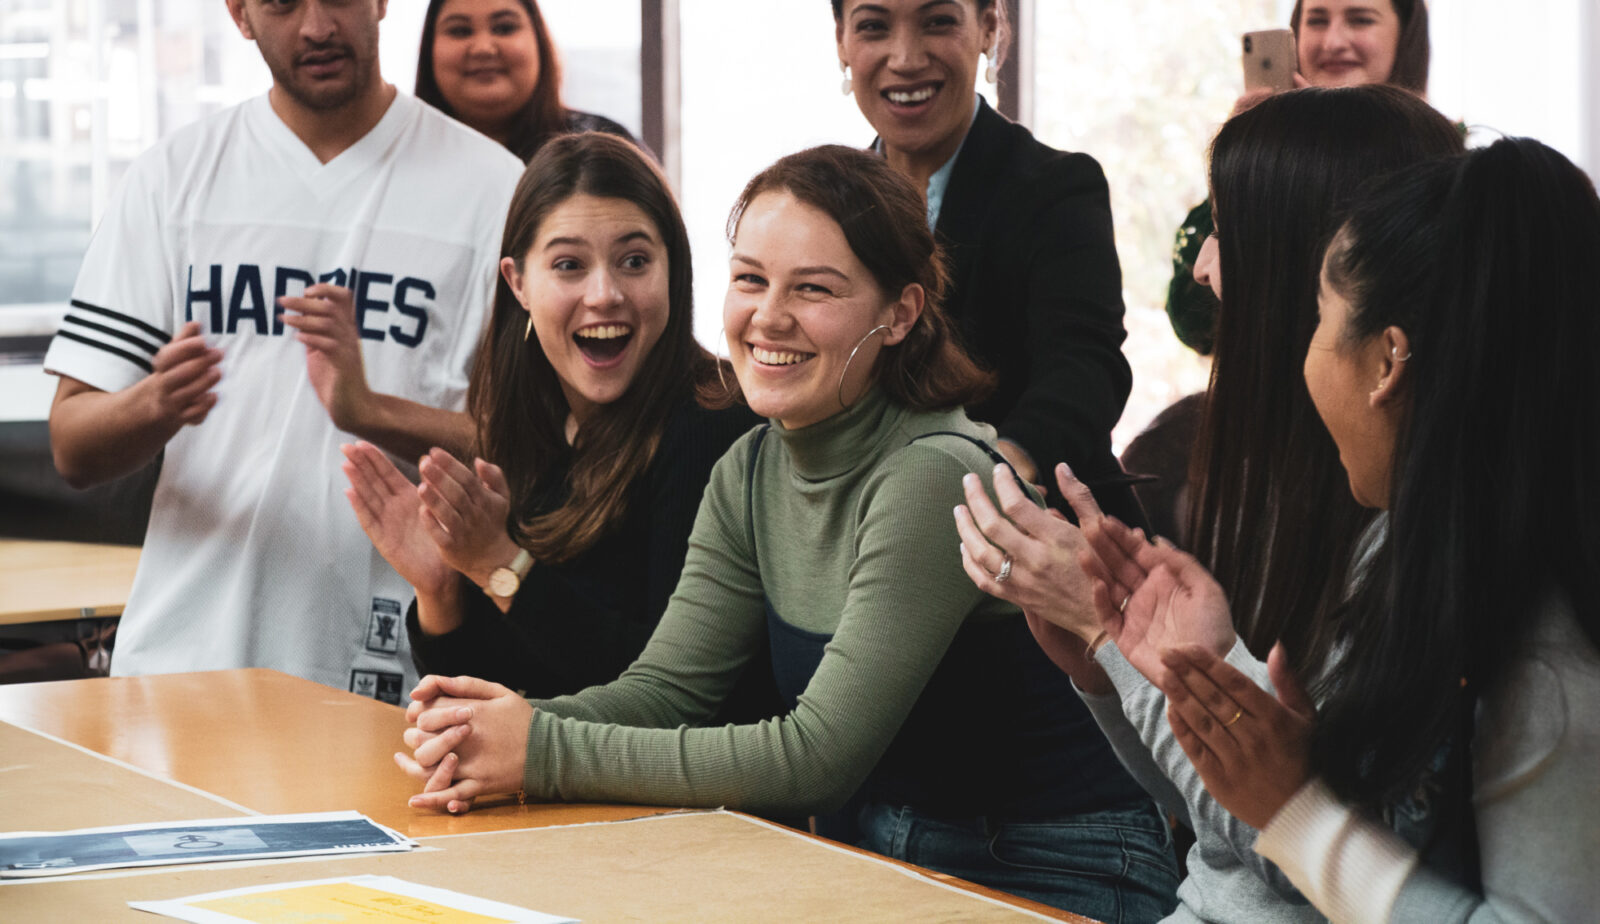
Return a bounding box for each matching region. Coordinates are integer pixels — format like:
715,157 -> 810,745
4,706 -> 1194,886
833,0 -> 1141,523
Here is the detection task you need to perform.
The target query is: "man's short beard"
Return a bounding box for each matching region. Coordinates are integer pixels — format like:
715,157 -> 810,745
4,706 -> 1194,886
268,55 -> 376,112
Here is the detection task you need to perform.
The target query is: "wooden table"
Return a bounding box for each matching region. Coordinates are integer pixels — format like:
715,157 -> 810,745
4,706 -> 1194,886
0,669 -> 1091,922
0,539 -> 141,624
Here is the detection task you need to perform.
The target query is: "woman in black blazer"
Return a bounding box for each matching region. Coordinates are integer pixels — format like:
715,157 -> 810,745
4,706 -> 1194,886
834,0 -> 1142,525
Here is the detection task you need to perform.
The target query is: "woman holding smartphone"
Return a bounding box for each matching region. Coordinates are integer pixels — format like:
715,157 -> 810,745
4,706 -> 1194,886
832,0 -> 1143,524
1167,0 -> 1433,353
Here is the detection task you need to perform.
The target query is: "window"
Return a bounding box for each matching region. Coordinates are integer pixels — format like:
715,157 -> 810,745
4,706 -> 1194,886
1030,1 -> 1276,450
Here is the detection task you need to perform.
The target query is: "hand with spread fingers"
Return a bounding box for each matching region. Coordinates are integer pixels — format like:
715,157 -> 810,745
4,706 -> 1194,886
341,441 -> 454,600
1076,514 -> 1238,684
415,447 -> 522,594
279,283 -> 373,433
1158,643 -> 1315,830
395,674 -> 533,815
953,462 -> 1104,642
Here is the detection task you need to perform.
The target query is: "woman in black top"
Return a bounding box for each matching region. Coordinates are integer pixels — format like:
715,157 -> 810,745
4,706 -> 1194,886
415,0 -> 634,162
832,0 -> 1141,523
343,133 -> 757,699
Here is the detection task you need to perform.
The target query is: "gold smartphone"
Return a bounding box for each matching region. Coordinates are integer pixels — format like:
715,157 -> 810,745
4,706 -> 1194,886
1242,29 -> 1298,92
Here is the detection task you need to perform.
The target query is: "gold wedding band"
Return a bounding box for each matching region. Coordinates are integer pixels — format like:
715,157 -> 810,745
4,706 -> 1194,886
1223,708 -> 1242,728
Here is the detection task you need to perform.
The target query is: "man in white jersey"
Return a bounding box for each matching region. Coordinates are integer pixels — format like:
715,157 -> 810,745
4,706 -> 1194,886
42,0 -> 522,702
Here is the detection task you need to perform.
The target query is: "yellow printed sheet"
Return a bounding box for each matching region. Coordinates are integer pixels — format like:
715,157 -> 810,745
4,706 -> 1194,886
128,875 -> 577,924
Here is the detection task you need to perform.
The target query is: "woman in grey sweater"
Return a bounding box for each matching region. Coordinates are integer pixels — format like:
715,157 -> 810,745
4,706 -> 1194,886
956,86 -> 1465,923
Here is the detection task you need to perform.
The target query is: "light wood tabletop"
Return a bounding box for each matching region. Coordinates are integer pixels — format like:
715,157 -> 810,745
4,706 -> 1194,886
0,669 -> 1093,922
0,538 -> 141,625
0,668 -> 661,839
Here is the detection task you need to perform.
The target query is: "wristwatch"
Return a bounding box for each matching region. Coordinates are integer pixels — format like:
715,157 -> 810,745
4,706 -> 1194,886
486,548 -> 534,598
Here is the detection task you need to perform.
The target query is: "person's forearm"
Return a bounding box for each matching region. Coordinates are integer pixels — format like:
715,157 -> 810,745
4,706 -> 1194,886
415,577 -> 468,636
340,392 -> 475,462
50,378 -> 179,488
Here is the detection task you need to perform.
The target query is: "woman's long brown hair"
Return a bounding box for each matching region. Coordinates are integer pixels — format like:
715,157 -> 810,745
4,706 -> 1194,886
470,133 -> 735,563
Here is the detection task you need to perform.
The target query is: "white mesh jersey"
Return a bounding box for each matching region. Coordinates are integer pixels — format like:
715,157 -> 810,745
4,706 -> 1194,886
43,92 -> 523,703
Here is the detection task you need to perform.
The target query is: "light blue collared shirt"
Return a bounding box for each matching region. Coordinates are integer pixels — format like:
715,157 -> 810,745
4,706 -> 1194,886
873,94 -> 984,231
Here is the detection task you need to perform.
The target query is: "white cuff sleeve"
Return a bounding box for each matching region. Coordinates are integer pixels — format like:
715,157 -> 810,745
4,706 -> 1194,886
1256,777 -> 1420,924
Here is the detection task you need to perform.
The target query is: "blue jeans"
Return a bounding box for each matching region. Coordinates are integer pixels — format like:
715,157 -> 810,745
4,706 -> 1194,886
858,800 -> 1180,923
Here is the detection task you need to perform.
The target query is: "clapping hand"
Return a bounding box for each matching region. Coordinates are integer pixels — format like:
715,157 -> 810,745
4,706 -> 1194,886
1075,510 -> 1238,685
147,321 -> 223,428
280,284 -> 372,432
343,441 -> 453,599
415,448 -> 520,593
1158,643 -> 1315,829
954,462 -> 1103,642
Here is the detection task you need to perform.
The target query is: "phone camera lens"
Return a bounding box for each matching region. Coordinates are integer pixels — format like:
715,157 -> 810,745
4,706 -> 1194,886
1243,36 -> 1253,53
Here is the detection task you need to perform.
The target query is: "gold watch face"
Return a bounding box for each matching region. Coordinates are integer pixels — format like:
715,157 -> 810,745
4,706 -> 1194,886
488,567 -> 519,597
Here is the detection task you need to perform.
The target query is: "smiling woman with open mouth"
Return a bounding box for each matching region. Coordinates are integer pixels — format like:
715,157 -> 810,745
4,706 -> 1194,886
830,0 -> 1147,530
342,132 -> 760,713
391,145 -> 1180,921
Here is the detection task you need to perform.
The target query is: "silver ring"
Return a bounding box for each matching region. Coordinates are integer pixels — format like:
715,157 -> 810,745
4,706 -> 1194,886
995,555 -> 1013,583
1118,594 -> 1131,613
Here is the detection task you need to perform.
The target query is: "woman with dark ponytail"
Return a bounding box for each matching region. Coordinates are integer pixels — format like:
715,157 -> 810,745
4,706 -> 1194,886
1095,137 -> 1600,921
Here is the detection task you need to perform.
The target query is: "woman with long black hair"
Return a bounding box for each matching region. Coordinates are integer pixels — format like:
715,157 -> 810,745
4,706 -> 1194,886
1099,137 -> 1600,921
956,85 -> 1464,923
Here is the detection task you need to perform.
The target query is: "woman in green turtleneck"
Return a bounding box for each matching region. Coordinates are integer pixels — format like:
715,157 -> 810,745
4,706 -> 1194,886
392,145 -> 1179,919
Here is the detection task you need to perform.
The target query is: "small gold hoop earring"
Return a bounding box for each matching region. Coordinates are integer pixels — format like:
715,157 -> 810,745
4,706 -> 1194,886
837,324 -> 891,410
524,314 -> 534,343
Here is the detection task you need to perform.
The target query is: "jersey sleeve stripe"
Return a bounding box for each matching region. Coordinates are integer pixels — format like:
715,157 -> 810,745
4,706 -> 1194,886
54,329 -> 156,374
62,314 -> 164,357
69,298 -> 172,343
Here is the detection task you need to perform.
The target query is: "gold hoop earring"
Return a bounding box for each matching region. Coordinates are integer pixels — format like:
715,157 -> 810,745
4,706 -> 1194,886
524,314 -> 534,342
837,325 -> 891,410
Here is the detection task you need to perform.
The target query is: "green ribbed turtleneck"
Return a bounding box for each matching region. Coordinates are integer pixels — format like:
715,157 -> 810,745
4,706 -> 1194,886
521,388 -> 1018,814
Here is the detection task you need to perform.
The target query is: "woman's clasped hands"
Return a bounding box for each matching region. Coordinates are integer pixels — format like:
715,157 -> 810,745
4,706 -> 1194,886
395,674 -> 533,815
